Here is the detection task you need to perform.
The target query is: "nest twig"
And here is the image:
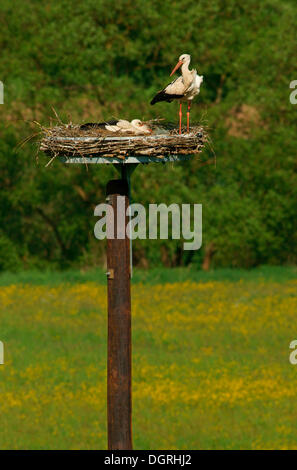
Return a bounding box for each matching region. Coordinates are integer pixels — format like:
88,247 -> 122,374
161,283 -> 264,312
39,123 -> 206,160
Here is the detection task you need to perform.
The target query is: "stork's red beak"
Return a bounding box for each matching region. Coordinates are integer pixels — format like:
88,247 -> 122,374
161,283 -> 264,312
170,60 -> 183,76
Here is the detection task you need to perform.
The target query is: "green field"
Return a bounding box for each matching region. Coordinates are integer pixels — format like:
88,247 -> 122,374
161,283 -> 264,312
0,267 -> 297,449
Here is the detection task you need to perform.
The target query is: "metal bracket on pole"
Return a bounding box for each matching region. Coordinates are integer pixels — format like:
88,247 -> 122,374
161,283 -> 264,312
106,269 -> 114,280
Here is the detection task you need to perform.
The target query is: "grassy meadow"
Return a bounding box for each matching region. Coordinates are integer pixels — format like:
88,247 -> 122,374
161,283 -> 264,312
0,267 -> 297,449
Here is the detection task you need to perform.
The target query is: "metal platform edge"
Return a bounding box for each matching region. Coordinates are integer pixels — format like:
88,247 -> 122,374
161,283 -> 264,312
59,154 -> 194,164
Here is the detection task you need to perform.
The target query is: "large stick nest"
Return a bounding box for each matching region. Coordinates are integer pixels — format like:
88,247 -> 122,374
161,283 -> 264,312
39,123 -> 206,160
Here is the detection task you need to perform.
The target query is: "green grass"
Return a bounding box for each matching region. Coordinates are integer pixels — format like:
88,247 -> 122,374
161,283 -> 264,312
0,265 -> 296,286
0,267 -> 297,449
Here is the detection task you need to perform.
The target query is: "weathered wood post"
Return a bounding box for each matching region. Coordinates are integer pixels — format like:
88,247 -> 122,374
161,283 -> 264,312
106,175 -> 132,450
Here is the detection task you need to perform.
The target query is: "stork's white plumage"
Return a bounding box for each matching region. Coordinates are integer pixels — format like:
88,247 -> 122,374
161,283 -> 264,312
106,119 -> 151,135
151,54 -> 203,133
81,119 -> 152,135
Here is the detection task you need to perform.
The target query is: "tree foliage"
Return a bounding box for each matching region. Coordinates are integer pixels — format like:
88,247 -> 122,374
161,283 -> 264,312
0,0 -> 296,270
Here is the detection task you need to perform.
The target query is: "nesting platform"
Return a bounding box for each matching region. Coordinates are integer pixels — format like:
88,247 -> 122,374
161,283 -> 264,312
39,124 -> 205,164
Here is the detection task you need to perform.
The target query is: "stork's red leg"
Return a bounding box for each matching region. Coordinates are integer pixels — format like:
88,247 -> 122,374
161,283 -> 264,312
179,102 -> 182,135
187,101 -> 191,133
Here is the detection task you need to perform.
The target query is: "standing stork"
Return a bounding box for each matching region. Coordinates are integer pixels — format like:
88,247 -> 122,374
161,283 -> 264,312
150,54 -> 203,134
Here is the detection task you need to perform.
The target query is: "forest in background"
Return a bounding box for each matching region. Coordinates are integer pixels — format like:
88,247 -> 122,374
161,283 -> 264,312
0,0 -> 296,270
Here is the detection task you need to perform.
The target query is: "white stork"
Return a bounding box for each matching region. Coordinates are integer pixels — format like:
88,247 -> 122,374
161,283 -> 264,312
81,119 -> 152,135
151,54 -> 203,134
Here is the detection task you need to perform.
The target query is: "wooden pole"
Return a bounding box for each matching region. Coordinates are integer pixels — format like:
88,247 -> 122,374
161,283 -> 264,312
106,177 -> 132,450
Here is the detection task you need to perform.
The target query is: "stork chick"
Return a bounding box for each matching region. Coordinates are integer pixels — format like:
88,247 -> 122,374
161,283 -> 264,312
81,119 -> 151,135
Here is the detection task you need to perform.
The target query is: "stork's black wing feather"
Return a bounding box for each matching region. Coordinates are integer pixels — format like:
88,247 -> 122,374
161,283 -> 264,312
150,90 -> 184,105
80,120 -> 118,130
151,77 -> 184,105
